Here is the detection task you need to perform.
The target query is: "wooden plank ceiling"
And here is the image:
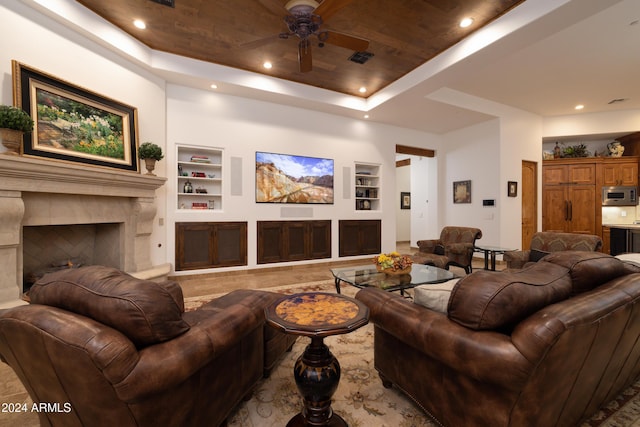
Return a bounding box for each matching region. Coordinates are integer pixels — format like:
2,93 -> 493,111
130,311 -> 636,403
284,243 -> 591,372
75,0 -> 525,97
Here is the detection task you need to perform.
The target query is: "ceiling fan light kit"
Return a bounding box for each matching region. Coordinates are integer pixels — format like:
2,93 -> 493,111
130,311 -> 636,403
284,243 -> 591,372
285,0 -> 320,14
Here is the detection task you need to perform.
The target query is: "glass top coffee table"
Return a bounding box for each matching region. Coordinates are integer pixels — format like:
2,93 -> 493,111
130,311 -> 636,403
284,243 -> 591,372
331,264 -> 456,296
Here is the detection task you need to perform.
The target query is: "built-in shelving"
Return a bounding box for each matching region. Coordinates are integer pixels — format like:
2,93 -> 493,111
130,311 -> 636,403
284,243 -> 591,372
354,162 -> 380,211
176,145 -> 223,211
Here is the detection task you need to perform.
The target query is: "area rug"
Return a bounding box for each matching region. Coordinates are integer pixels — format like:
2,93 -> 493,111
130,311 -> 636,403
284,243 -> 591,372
185,281 -> 640,427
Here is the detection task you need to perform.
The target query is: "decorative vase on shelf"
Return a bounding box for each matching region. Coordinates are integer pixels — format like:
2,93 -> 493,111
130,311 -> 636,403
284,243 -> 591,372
0,128 -> 24,155
553,142 -> 561,159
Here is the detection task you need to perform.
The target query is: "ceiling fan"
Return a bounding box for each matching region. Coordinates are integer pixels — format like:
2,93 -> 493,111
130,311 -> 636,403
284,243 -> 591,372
253,0 -> 370,72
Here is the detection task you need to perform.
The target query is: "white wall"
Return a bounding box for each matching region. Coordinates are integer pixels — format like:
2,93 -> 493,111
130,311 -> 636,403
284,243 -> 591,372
440,120 -> 501,246
499,109 -> 543,250
543,110 -> 640,138
411,155 -> 439,244
166,85 -> 443,273
395,162 -> 411,242
0,1 -> 169,266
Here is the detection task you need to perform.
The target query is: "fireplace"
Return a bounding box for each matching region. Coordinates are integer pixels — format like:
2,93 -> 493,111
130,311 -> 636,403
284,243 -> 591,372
22,223 -> 123,292
0,155 -> 166,305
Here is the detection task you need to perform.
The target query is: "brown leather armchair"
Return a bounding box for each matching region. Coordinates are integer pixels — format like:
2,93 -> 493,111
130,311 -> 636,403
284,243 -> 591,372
412,226 -> 482,273
0,266 -> 295,427
503,231 -> 602,269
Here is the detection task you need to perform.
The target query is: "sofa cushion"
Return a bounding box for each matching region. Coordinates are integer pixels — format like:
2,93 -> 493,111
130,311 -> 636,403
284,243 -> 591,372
447,261 -> 571,330
541,251 -> 631,294
29,266 -> 190,348
413,278 -> 460,313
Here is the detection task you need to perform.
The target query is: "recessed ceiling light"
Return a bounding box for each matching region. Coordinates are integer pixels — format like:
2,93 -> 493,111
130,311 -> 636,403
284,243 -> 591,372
575,104 -> 585,110
460,17 -> 474,28
263,61 -> 273,69
133,19 -> 146,30
359,87 -> 367,93
210,84 -> 218,89
364,114 -> 369,119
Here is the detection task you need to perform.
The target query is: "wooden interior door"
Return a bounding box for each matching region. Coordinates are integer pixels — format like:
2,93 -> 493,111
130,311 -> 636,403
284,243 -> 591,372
521,161 -> 537,249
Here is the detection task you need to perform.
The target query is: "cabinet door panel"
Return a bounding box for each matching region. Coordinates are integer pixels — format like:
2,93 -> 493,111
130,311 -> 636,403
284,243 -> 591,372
601,162 -> 638,186
568,164 -> 595,184
175,223 -> 213,270
310,221 -> 331,259
214,223 -> 247,267
619,163 -> 638,185
258,222 -> 284,264
542,165 -> 568,185
287,222 -> 308,261
568,186 -> 596,234
542,187 -> 568,232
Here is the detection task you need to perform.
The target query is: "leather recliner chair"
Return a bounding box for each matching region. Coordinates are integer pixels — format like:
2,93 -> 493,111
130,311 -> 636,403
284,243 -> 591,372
0,266 -> 295,427
412,226 -> 482,273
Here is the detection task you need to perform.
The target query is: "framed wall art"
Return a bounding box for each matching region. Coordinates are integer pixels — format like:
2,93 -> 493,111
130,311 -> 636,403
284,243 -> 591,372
12,60 -> 139,172
400,192 -> 411,209
453,180 -> 471,204
508,181 -> 518,197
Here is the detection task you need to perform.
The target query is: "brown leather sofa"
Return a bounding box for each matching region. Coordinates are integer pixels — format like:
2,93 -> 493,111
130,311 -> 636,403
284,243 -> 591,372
356,251 -> 640,427
503,231 -> 602,269
412,226 -> 482,273
0,266 -> 296,427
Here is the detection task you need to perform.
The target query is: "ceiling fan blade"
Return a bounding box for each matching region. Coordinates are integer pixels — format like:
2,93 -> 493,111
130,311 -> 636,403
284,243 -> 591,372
298,40 -> 313,73
323,31 -> 369,51
256,0 -> 287,16
314,0 -> 354,22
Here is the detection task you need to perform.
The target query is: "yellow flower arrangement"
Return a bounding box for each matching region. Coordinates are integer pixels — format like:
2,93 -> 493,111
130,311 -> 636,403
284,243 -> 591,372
373,251 -> 413,272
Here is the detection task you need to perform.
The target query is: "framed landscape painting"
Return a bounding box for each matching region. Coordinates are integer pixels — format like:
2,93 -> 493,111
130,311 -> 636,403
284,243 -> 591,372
12,61 -> 139,172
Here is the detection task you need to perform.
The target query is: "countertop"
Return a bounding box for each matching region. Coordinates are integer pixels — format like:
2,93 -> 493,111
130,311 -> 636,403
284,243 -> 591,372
604,224 -> 640,229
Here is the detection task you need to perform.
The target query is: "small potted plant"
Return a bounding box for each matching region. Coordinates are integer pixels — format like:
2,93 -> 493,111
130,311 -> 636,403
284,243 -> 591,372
0,105 -> 34,155
138,141 -> 164,175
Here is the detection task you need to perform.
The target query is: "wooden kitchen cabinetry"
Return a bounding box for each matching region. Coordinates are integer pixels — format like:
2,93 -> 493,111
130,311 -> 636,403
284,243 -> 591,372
600,158 -> 638,186
542,160 -> 596,234
542,156 -> 640,242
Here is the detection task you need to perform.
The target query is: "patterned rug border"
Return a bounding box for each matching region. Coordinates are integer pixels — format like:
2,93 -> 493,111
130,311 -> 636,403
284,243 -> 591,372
184,282 -> 640,427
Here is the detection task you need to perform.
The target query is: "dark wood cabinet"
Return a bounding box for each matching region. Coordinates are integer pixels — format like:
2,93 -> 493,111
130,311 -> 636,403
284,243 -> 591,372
339,220 -> 381,257
175,222 -> 247,271
257,220 -> 331,264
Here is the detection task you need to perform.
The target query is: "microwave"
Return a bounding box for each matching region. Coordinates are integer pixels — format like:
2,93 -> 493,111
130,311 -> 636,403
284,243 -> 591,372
602,186 -> 639,206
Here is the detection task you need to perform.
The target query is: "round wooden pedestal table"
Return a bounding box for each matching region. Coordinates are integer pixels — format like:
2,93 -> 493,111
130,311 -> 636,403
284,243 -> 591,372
265,292 -> 369,427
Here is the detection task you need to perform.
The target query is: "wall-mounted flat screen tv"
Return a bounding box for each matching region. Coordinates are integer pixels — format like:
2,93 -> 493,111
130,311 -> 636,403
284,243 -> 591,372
256,151 -> 334,204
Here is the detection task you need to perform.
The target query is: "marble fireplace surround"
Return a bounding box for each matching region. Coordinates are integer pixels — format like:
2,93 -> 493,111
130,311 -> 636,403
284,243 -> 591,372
0,155 -> 167,306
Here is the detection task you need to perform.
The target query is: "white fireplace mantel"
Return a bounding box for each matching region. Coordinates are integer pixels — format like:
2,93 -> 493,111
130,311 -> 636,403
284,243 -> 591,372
0,155 -> 167,306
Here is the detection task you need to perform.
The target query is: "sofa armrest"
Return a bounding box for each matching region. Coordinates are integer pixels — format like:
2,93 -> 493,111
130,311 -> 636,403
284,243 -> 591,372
113,302 -> 262,401
503,250 -> 530,269
355,288 -> 532,388
417,239 -> 440,253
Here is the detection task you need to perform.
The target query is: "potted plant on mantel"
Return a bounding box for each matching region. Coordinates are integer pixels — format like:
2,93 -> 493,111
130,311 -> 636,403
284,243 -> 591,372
138,141 -> 164,175
0,105 -> 34,155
